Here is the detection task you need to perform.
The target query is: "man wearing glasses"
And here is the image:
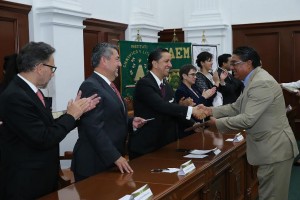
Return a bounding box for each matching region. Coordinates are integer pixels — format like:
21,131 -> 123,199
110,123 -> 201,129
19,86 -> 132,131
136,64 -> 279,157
203,46 -> 299,200
217,53 -> 244,105
0,41 -> 100,199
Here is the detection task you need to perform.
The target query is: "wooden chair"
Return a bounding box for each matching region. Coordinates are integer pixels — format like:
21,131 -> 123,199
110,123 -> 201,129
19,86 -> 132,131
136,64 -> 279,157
58,151 -> 74,189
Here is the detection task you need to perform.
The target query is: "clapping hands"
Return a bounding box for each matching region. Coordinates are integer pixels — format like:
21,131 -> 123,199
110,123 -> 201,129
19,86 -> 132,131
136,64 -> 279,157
66,90 -> 101,120
202,88 -> 216,99
179,97 -> 196,106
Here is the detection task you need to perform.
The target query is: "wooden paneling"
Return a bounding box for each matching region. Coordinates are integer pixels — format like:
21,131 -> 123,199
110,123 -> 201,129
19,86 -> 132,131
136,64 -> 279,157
293,31 -> 300,84
242,32 -> 280,80
83,30 -> 100,78
158,28 -> 184,42
233,21 -> 300,136
83,18 -> 127,89
0,1 -> 31,80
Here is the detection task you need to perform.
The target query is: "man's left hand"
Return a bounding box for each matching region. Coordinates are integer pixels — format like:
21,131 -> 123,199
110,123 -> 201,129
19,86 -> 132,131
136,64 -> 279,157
132,117 -> 147,129
206,116 -> 217,128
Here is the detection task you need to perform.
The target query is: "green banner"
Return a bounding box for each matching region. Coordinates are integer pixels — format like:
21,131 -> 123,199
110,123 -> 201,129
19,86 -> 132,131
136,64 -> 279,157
119,41 -> 192,98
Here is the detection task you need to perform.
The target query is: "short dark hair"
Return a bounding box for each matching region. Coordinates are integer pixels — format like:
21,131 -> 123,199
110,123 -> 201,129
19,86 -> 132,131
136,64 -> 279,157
195,51 -> 213,68
147,48 -> 169,70
233,46 -> 261,68
218,54 -> 231,67
179,64 -> 196,80
17,42 -> 55,72
91,43 -> 118,68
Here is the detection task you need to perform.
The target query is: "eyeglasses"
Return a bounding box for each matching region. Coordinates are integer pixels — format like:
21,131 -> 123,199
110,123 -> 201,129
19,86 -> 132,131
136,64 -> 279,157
187,73 -> 197,77
43,63 -> 57,73
230,61 -> 244,67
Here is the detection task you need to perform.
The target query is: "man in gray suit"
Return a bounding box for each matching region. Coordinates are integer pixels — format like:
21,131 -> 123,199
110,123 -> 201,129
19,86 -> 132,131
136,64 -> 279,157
204,46 -> 299,200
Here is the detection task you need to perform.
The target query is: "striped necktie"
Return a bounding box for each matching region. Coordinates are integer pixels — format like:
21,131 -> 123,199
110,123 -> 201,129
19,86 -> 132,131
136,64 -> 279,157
110,82 -> 123,102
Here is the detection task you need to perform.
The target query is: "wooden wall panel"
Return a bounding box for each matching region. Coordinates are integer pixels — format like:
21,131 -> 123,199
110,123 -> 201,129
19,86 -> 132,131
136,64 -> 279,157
83,19 -> 127,89
233,21 -> 300,84
0,19 -> 17,61
243,32 -> 280,80
83,31 -> 99,78
293,32 -> 300,83
0,1 -> 31,81
158,28 -> 184,42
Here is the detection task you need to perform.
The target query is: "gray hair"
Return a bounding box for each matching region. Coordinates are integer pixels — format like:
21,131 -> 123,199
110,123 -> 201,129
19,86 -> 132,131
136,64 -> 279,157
91,43 -> 118,68
17,42 -> 55,72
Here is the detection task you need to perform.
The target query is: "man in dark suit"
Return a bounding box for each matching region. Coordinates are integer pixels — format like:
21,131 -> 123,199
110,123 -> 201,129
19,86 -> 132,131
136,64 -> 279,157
0,41 -> 99,200
71,43 -> 146,182
217,53 -> 244,105
128,48 -> 208,159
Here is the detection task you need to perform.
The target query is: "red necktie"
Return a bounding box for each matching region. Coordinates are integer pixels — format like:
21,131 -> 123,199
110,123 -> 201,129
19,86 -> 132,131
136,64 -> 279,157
36,89 -> 45,107
110,82 -> 123,102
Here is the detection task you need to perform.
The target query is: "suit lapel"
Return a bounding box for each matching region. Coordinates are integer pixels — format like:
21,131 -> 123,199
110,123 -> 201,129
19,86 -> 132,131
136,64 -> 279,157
14,76 -> 53,121
239,67 -> 261,112
147,73 -> 164,98
91,73 -> 126,115
183,84 -> 199,99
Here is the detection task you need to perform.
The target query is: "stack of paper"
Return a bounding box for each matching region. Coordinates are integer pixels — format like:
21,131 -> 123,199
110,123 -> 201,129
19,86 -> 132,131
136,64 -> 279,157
184,147 -> 218,158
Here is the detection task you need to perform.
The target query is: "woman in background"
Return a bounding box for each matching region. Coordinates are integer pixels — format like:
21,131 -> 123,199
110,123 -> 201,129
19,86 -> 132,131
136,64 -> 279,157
194,51 -> 221,107
175,64 -> 215,138
175,64 -> 215,108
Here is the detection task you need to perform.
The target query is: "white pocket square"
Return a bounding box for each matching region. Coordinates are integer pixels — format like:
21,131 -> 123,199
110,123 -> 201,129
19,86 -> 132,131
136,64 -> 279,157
169,98 -> 174,103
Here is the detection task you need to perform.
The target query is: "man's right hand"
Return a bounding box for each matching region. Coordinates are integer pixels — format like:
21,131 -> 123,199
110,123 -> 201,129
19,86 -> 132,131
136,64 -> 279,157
66,98 -> 91,120
66,92 -> 100,120
198,104 -> 212,116
75,90 -> 101,113
114,156 -> 134,174
192,106 -> 206,120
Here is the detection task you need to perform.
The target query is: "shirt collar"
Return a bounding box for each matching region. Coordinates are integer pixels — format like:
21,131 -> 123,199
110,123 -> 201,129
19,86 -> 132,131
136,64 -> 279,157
94,71 -> 111,85
242,69 -> 255,87
150,71 -> 163,87
17,74 -> 39,93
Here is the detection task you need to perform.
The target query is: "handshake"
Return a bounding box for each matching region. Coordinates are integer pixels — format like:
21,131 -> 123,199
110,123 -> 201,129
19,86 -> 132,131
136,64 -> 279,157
178,97 -> 212,120
191,104 -> 212,120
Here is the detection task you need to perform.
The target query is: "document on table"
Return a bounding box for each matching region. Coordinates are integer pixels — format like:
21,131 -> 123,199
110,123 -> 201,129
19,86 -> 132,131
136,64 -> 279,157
150,168 -> 180,173
184,154 -> 208,159
189,147 -> 217,155
183,147 -> 217,158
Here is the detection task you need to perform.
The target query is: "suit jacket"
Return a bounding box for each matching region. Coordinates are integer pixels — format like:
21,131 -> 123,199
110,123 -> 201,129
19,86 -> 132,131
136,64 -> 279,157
128,72 -> 192,159
174,82 -> 207,106
71,72 -> 132,178
217,68 -> 244,105
0,76 -> 76,200
212,67 -> 299,165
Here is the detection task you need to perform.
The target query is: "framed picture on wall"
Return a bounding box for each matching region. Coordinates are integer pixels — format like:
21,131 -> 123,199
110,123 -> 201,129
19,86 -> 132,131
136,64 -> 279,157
192,44 -> 218,71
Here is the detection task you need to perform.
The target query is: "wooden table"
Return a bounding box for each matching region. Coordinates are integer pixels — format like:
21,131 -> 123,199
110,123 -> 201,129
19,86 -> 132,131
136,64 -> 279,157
39,130 -> 258,200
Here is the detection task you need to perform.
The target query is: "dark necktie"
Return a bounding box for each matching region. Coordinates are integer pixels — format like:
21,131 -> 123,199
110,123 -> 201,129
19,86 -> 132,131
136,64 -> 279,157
110,82 -> 123,102
160,83 -> 166,97
36,89 -> 45,107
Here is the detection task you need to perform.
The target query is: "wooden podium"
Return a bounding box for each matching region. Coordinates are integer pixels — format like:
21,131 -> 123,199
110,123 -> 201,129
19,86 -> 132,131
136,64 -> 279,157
39,130 -> 258,200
